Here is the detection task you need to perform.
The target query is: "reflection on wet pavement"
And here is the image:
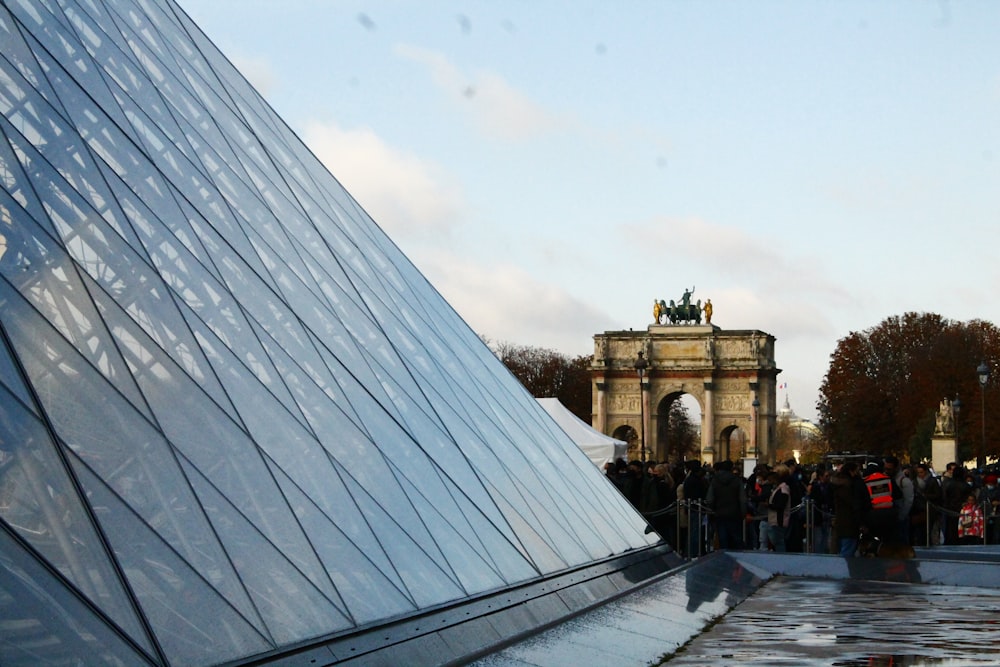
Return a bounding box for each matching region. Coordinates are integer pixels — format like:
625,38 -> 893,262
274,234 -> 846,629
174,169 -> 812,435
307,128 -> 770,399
473,551 -> 1000,667
662,577 -> 1000,666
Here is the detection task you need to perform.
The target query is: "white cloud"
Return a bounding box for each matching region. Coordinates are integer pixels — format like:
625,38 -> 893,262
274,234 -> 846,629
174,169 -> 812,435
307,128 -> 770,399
231,56 -> 276,97
624,216 -> 851,307
415,250 -> 606,357
627,216 -> 785,275
394,44 -> 564,140
303,121 -> 464,238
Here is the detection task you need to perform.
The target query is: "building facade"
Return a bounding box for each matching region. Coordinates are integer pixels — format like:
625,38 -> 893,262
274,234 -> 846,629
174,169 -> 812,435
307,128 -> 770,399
593,324 -> 780,465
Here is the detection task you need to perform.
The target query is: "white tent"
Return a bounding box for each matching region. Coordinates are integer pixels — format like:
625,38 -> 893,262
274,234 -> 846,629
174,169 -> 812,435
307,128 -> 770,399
537,397 -> 629,468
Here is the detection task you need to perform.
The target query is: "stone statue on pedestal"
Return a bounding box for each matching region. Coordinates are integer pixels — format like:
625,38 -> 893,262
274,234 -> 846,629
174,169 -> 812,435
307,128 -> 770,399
935,398 -> 954,435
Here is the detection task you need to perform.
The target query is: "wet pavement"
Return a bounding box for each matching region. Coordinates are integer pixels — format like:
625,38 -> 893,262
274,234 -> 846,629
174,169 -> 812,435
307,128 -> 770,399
473,550 -> 1000,667
663,576 -> 1000,666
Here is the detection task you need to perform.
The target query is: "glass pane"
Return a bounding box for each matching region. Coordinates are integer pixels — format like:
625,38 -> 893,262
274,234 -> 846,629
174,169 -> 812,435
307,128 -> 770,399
0,83 -> 56,236
0,526 -> 153,666
7,2 -> 130,131
71,460 -> 272,665
0,0 -> 685,663
0,282 -> 263,633
184,301 -> 303,427
116,314 -> 340,605
0,202 -> 153,421
0,14 -> 61,121
0,322 -> 34,411
0,383 -> 152,654
181,460 -> 351,645
340,472 -> 466,609
269,464 -> 416,626
393,472 -> 507,594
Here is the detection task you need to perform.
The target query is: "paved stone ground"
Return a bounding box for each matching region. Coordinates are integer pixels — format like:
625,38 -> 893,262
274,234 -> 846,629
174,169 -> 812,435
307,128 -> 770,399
662,576 -> 1000,666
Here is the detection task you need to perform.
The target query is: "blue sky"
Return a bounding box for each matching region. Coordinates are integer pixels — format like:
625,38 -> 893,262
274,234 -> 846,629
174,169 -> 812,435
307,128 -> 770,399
180,1 -> 1000,422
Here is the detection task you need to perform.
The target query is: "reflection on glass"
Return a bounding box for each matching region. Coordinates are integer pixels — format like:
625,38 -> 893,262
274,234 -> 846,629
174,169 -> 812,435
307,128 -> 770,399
0,0 -> 658,664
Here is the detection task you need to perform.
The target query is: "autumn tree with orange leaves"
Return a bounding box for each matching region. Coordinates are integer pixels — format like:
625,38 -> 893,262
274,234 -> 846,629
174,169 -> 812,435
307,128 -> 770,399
487,339 -> 593,423
818,313 -> 1000,465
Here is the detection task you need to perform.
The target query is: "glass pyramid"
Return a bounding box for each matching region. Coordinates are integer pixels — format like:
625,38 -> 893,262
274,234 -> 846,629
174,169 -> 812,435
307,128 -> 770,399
0,0 -> 656,664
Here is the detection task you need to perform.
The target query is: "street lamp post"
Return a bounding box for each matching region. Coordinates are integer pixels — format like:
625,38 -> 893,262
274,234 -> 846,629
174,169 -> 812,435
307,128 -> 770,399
635,351 -> 649,462
978,361 -> 990,470
953,395 -> 962,464
751,396 -> 760,460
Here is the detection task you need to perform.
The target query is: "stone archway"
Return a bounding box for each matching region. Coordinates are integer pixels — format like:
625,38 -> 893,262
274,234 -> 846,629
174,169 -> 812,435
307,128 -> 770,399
611,424 -> 639,461
719,423 -> 751,463
592,323 -> 780,465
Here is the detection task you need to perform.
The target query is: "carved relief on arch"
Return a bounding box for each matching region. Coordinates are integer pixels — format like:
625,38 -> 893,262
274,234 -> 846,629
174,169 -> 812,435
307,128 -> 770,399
717,392 -> 751,412
713,378 -> 749,392
607,392 -> 641,414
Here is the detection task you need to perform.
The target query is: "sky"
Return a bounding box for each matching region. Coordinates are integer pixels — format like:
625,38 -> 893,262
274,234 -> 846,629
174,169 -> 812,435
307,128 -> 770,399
180,1 -> 1000,422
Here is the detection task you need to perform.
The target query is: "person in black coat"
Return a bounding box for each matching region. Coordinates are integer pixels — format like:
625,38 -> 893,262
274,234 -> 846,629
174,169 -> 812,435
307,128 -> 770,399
646,463 -> 676,545
831,461 -> 868,557
682,460 -> 708,556
783,459 -> 808,552
620,460 -> 644,510
942,465 -> 970,545
706,460 -> 746,550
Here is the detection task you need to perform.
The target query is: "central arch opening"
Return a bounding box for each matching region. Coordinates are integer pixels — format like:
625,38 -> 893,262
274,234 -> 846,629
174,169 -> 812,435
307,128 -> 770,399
654,392 -> 702,464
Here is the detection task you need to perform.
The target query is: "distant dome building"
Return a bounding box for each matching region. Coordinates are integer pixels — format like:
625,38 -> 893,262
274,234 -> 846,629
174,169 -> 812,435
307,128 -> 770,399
777,395 -> 823,461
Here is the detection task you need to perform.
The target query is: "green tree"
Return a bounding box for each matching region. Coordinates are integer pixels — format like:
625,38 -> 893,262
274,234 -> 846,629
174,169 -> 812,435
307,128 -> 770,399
818,313 -> 1000,464
487,339 -> 593,422
663,400 -> 699,463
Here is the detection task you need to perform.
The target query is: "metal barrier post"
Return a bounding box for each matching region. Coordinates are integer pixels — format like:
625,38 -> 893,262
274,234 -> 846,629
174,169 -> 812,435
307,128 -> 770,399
691,501 -> 700,557
985,500 -> 990,545
743,510 -> 749,550
695,500 -> 700,557
677,500 -> 685,559
925,503 -> 931,548
803,498 -> 813,554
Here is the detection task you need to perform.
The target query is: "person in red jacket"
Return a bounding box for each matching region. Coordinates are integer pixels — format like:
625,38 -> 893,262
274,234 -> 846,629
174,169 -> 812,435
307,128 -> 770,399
957,492 -> 985,545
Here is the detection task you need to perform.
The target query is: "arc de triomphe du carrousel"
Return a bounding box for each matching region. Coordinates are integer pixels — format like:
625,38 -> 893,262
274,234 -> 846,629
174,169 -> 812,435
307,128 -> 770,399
592,291 -> 780,466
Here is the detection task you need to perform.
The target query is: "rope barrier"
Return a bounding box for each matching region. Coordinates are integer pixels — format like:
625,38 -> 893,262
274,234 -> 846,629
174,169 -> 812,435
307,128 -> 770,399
637,483 -> 1000,555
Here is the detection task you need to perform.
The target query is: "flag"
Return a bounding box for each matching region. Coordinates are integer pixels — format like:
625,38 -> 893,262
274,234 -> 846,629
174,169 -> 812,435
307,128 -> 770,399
778,382 -> 788,389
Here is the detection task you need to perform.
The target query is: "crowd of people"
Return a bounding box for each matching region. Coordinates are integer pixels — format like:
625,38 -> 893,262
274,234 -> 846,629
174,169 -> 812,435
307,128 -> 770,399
604,455 -> 1000,557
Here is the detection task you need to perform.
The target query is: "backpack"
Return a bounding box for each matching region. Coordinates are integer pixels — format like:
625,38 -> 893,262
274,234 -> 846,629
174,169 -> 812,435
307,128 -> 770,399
891,475 -> 903,502
865,473 -> 894,510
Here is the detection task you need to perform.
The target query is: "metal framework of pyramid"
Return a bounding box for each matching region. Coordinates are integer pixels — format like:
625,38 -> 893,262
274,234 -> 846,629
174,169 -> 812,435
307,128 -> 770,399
0,1 -> 659,664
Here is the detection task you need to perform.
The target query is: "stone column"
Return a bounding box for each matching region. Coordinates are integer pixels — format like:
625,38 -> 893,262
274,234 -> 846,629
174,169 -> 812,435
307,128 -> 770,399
640,379 -> 650,461
595,380 -> 607,433
702,381 -> 715,464
748,381 -> 760,460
